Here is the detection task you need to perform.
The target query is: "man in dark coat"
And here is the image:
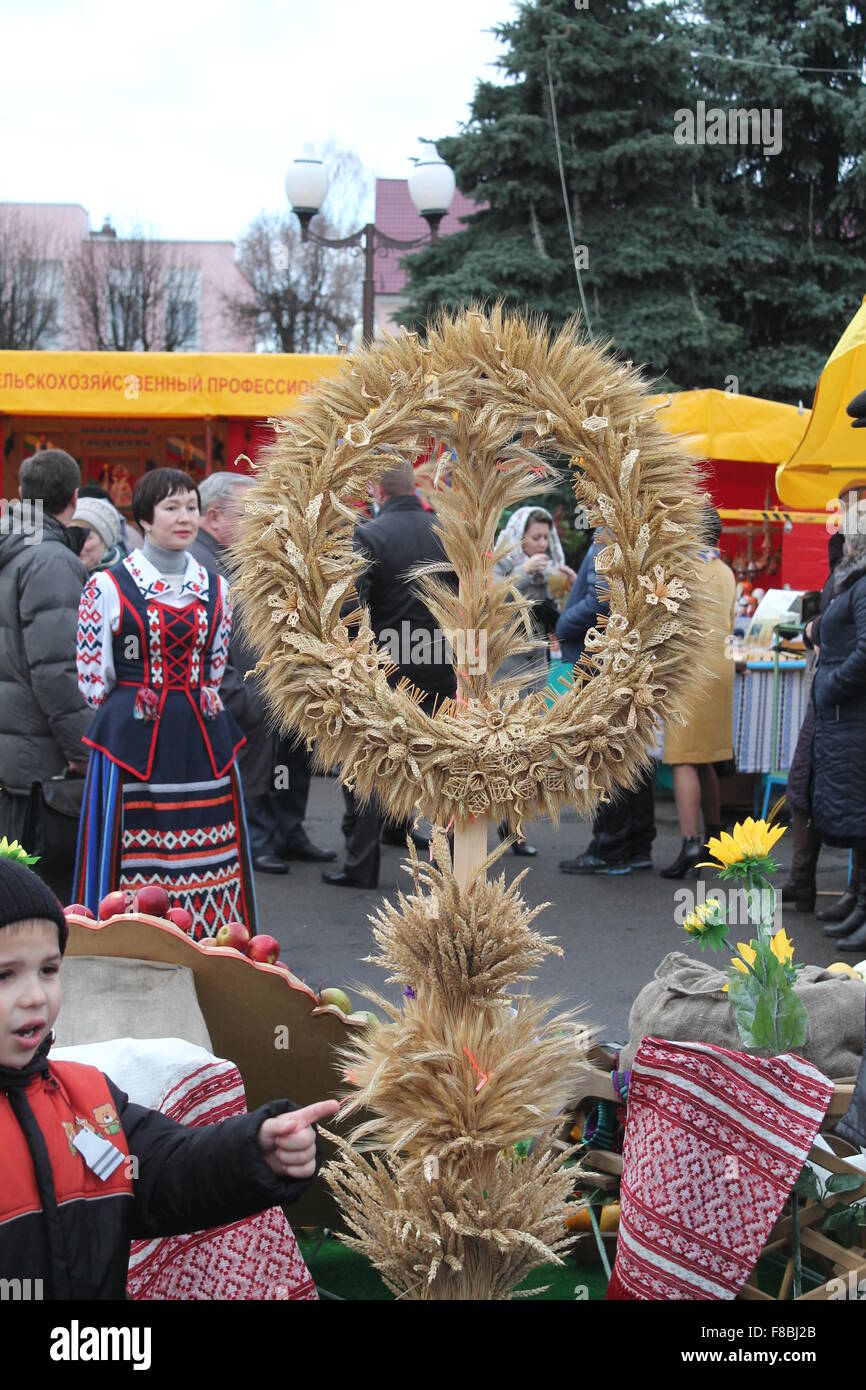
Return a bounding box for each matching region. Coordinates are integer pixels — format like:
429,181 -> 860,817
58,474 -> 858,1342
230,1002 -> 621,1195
189,472 -> 335,874
811,527 -> 866,949
556,533 -> 657,875
0,450 -> 92,898
323,462 -> 458,889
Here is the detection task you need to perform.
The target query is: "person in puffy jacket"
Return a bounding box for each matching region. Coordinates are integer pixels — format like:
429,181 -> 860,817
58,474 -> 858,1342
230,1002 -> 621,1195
811,529 -> 866,950
0,451 -> 92,897
0,853 -> 338,1300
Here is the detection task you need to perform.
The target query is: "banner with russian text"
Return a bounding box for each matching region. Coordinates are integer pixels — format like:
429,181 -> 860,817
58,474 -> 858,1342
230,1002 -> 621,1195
0,351 -> 343,418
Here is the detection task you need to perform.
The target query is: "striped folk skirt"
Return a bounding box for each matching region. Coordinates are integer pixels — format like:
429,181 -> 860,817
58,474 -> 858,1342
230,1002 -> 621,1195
74,751 -> 258,940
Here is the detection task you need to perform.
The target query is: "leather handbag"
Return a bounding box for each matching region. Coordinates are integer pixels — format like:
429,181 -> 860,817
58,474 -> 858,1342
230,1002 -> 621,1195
26,770 -> 86,867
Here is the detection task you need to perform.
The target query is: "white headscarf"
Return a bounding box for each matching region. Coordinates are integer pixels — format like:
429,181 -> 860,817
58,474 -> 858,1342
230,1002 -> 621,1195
495,505 -> 565,574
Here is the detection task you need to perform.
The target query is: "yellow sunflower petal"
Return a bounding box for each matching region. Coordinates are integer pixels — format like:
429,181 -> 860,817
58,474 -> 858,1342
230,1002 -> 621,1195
770,927 -> 795,966
736,941 -> 757,967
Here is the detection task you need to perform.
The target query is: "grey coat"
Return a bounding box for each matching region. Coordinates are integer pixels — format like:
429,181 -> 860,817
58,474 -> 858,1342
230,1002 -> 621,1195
493,551 -> 557,691
187,530 -> 274,798
0,515 -> 92,794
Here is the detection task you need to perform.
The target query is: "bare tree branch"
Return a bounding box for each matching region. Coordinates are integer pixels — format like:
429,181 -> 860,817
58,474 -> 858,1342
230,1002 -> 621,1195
67,226 -> 200,351
0,209 -> 63,349
225,145 -> 368,353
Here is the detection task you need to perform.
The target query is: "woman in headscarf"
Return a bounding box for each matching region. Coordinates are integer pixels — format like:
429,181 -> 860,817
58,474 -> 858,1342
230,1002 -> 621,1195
811,528 -> 866,950
493,506 -> 575,691
493,505 -> 576,855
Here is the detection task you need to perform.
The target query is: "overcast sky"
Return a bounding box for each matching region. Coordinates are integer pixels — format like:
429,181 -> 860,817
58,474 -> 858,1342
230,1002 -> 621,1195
2,0 -> 515,242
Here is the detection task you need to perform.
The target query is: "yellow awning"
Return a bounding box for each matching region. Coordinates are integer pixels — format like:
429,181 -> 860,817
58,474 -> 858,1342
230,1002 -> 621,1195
648,388 -> 809,464
776,297 -> 866,508
0,350 -> 343,419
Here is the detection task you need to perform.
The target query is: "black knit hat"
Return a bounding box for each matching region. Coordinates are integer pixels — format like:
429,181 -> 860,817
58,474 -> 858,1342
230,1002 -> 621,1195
0,858 -> 68,953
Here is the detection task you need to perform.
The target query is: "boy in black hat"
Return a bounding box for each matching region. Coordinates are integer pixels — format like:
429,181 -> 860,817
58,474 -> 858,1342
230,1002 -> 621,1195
0,849 -> 338,1299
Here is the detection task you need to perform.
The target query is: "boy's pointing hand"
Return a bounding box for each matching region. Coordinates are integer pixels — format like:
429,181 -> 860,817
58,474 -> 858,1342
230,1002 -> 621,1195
258,1099 -> 340,1180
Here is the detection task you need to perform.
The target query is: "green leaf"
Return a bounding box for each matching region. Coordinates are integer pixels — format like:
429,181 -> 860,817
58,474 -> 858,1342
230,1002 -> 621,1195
820,1207 -> 864,1247
824,1172 -> 866,1197
793,1166 -> 822,1201
773,989 -> 808,1052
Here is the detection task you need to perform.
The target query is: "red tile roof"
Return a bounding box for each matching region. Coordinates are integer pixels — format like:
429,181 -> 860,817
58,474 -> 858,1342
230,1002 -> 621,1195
373,178 -> 482,295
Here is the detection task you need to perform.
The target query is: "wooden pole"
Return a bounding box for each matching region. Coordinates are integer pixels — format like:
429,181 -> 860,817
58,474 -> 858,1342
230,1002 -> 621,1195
453,815 -> 489,893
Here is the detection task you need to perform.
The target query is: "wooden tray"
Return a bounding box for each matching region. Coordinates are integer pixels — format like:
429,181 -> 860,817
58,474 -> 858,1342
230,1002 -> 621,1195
64,912 -> 367,1229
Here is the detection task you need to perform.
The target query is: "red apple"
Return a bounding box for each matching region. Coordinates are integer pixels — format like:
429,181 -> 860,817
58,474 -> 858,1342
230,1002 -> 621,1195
133,885 -> 171,918
215,921 -> 251,951
98,890 -> 133,921
64,903 -> 96,920
165,906 -> 193,933
246,934 -> 279,964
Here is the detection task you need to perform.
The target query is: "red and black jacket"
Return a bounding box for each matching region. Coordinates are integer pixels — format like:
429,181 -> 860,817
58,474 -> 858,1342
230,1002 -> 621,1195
0,1037 -> 319,1299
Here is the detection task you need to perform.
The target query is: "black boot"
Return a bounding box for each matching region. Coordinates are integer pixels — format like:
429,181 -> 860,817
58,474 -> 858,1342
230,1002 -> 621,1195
834,883 -> 866,951
818,849 -> 861,924
777,808 -> 819,913
660,836 -> 703,880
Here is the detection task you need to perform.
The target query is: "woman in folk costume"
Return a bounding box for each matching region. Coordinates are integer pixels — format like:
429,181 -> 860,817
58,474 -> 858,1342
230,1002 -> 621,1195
493,505 -> 577,855
73,469 -> 257,939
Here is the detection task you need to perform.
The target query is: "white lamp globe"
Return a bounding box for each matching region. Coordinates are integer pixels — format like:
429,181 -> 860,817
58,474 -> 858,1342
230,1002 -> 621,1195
285,144 -> 330,216
408,155 -> 456,218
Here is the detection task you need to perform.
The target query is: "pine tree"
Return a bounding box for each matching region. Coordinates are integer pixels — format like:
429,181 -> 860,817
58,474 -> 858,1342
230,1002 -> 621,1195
399,0 -> 744,391
399,0 -> 866,401
687,0 -> 866,398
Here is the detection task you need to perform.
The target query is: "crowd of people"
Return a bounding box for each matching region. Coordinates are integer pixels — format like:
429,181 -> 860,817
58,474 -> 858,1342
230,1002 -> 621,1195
0,448 -> 863,939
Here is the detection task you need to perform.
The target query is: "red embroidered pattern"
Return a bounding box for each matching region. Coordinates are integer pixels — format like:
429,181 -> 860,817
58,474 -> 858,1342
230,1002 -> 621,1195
126,1060 -> 316,1301
77,577 -> 107,707
606,1037 -> 833,1301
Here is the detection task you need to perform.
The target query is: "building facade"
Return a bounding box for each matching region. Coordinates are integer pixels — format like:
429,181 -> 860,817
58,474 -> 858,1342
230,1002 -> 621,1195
372,179 -> 479,335
0,203 -> 254,353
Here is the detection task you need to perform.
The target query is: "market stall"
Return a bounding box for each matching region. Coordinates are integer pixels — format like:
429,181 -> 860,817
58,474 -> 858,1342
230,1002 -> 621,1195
0,348 -> 342,507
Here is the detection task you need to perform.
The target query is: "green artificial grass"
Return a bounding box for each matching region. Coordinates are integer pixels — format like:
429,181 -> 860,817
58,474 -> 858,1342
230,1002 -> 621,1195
297,1230 -> 610,1301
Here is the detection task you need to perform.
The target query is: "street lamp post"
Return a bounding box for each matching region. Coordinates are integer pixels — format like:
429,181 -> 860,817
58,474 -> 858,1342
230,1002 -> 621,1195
285,144 -> 456,346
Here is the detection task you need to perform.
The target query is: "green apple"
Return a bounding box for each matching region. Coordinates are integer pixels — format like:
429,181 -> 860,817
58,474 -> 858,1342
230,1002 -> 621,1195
319,987 -> 352,1014
360,1012 -> 380,1029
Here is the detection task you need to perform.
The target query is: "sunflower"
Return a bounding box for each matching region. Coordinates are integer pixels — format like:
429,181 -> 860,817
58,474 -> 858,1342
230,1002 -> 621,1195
682,897 -> 727,951
701,818 -> 786,874
730,929 -> 795,976
0,836 -> 39,865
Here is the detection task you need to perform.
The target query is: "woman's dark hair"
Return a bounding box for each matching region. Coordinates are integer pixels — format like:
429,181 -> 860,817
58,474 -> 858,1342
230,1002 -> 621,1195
702,505 -> 723,547
132,469 -> 200,526
19,449 -> 81,516
524,509 -> 552,531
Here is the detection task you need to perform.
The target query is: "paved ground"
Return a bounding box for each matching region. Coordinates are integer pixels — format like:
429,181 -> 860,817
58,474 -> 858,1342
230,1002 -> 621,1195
253,775 -> 856,1044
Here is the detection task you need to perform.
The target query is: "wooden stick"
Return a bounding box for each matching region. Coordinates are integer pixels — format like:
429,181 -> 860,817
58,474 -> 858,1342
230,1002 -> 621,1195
454,816 -> 489,893
778,1259 -> 794,1301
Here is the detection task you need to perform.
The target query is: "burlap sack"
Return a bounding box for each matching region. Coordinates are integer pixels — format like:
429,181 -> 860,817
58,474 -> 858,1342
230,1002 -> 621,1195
621,951 -> 865,1079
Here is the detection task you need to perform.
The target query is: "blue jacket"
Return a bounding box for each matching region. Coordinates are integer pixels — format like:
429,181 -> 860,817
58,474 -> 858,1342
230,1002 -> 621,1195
556,541 -> 607,662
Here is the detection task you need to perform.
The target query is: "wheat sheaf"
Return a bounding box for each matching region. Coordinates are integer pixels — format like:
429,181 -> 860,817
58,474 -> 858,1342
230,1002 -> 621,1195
231,306 -> 712,1300
232,305 -> 712,836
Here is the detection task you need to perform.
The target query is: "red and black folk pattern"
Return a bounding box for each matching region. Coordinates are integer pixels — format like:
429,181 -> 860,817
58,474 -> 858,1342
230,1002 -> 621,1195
606,1037 -> 833,1301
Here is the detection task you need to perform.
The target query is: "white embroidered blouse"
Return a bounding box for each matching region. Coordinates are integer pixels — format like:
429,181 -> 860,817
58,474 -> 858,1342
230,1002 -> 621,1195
76,549 -> 233,710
